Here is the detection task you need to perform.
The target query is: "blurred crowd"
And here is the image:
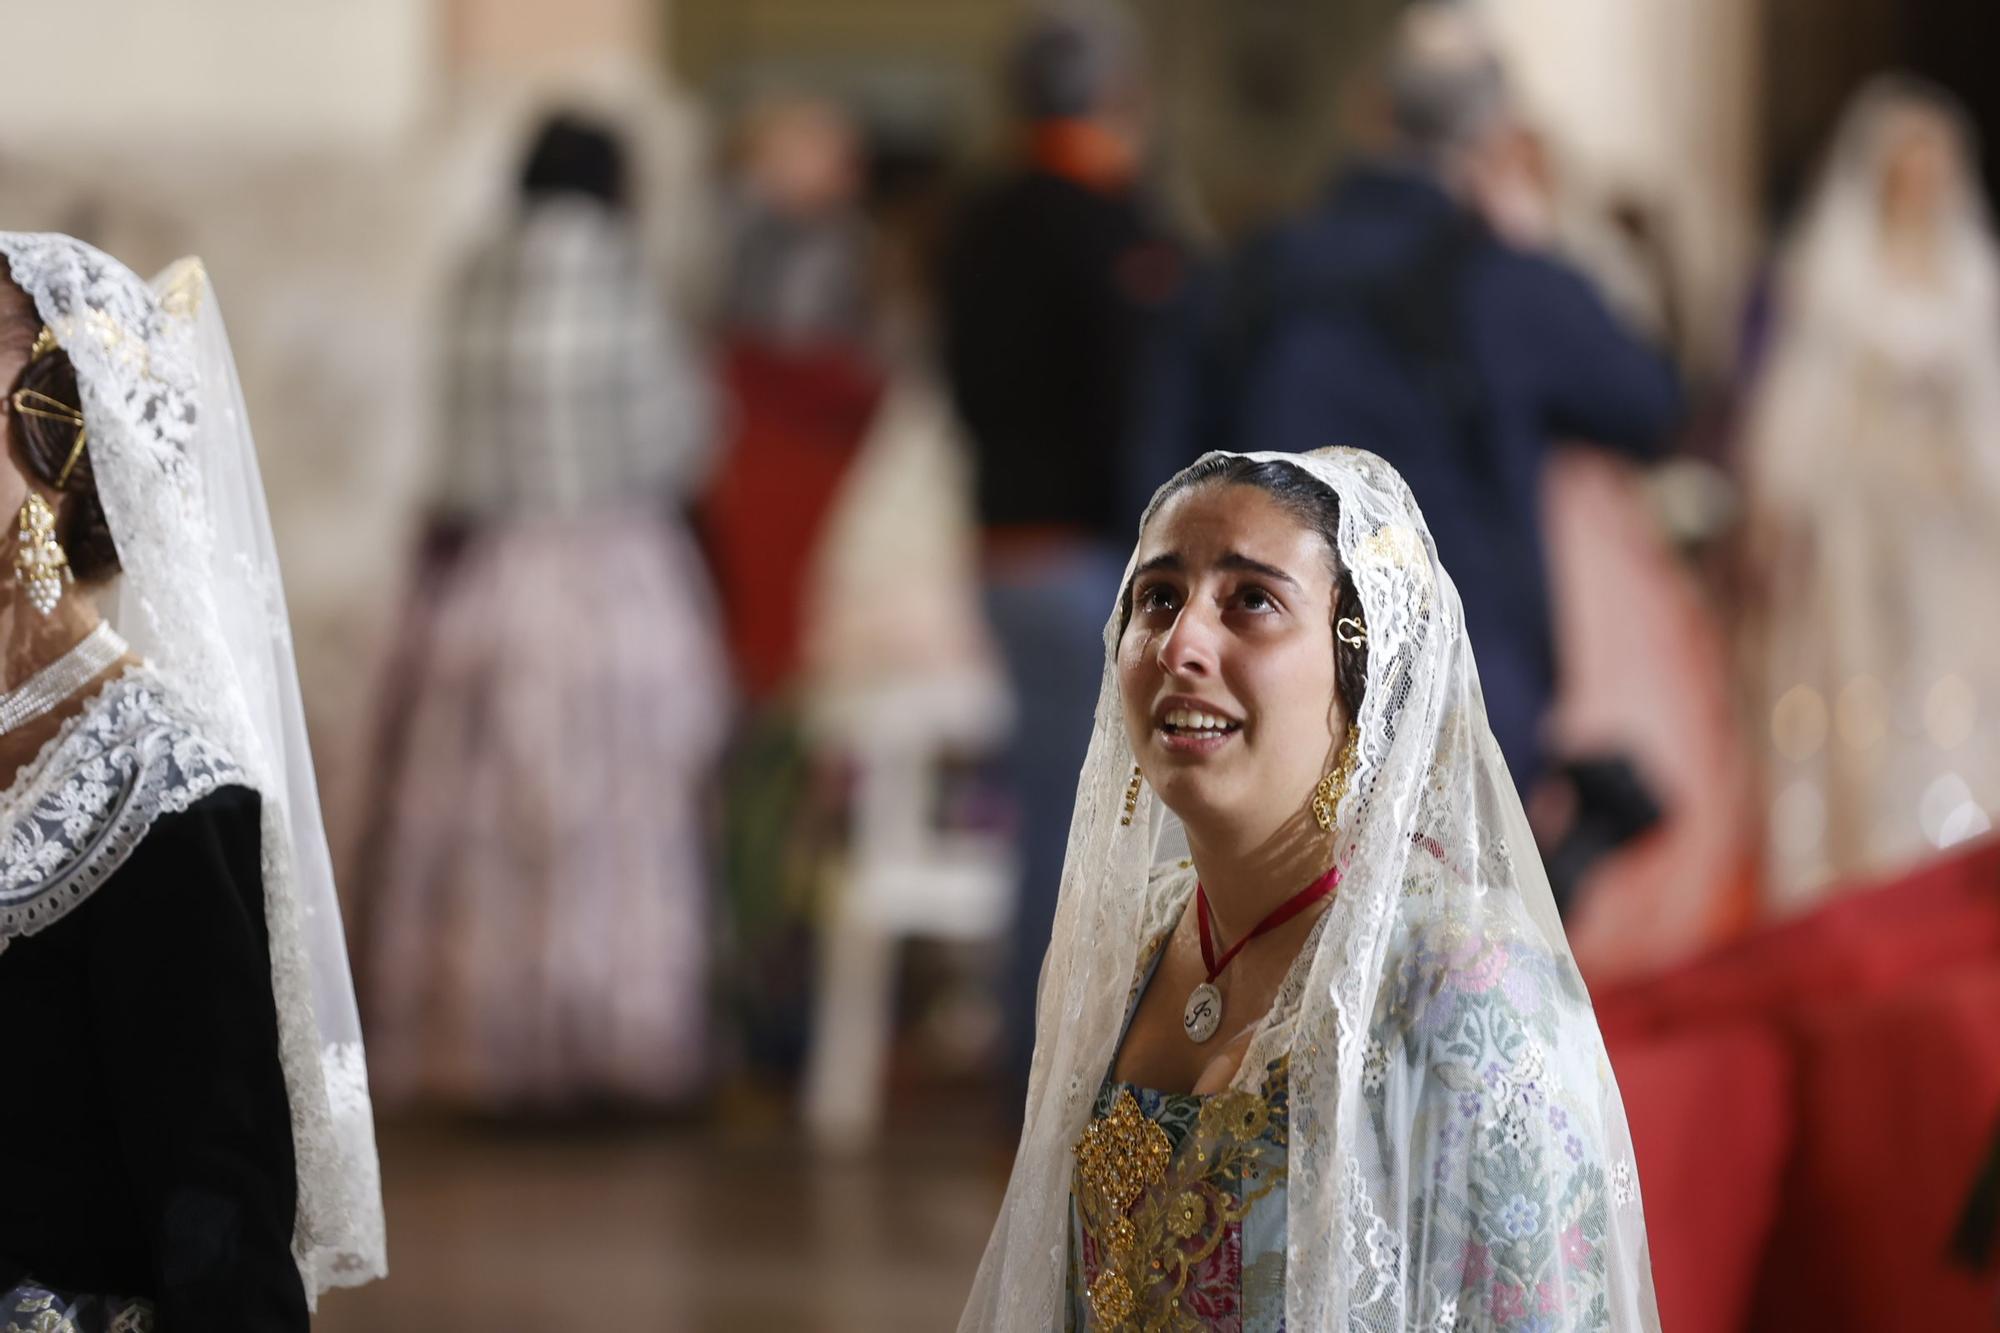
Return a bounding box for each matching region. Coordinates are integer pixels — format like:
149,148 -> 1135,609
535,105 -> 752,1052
296,0 -> 2000,1323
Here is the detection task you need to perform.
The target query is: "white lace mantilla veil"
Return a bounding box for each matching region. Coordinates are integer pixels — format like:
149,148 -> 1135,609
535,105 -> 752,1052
960,448 -> 1657,1331
1741,78 -> 2000,901
1746,75 -> 2000,521
0,234 -> 387,1299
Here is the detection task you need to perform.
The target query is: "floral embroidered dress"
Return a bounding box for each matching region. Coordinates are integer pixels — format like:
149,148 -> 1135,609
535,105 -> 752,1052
1067,929 -> 1294,1333
1066,872 -> 1638,1333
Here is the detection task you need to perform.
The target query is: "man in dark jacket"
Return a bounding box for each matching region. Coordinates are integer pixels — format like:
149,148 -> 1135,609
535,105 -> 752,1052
940,0 -> 1185,1095
1229,5 -> 1681,794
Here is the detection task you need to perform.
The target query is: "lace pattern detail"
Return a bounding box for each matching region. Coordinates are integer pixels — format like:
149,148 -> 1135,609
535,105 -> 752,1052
0,234 -> 387,1299
1,669 -> 242,944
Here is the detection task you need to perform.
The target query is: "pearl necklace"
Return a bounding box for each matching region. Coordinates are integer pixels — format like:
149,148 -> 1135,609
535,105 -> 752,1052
0,621 -> 129,736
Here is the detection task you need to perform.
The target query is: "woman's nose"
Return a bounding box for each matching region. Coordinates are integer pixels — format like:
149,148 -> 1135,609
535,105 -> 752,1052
1157,603 -> 1219,678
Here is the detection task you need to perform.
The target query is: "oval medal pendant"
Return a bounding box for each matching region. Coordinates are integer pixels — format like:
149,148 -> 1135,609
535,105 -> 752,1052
1183,982 -> 1223,1044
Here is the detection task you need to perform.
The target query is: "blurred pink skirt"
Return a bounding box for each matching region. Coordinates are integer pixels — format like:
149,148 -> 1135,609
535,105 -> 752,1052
354,511 -> 730,1110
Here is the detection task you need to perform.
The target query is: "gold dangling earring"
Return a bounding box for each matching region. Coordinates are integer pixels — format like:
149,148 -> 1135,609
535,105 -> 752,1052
1312,728 -> 1361,832
1121,765 -> 1143,826
12,492 -> 69,617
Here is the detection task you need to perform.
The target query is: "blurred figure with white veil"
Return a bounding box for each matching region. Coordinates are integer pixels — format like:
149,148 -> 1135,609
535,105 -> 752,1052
1743,77 -> 2000,910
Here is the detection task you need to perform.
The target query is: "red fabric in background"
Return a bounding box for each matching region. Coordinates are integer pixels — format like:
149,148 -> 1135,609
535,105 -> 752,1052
1612,1024 -> 1791,1333
1599,838 -> 2000,1332
1750,964 -> 2000,1329
701,338 -> 883,701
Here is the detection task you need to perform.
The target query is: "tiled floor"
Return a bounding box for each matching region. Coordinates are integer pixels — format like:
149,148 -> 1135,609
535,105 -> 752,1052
316,1116 -> 1004,1332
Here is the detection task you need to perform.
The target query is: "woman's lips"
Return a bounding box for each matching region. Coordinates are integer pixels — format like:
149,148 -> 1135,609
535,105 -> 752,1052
1156,724 -> 1238,755
1153,703 -> 1244,756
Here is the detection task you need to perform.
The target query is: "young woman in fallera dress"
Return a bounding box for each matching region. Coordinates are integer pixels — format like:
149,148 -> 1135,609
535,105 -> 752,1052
963,449 -> 1659,1331
0,236 -> 385,1329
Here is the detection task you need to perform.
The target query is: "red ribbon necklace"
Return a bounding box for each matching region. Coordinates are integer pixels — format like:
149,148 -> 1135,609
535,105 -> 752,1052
1182,863 -> 1340,1044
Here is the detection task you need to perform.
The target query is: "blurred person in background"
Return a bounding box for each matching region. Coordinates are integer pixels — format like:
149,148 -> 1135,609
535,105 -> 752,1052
940,0 -> 1190,1097
962,448 -> 1660,1332
1221,2 -> 1682,808
0,240 -> 385,1324
353,111 -> 729,1111
1466,121 -> 1758,968
702,95 -> 885,703
1741,76 -> 2000,912
698,94 -> 887,1089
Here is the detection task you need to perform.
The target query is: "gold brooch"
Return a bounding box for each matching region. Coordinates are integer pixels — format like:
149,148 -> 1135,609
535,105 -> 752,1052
1089,1270 -> 1138,1325
1074,1090 -> 1173,1217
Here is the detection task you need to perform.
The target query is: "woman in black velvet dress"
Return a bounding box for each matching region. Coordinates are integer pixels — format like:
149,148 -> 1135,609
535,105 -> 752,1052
0,237 -> 385,1328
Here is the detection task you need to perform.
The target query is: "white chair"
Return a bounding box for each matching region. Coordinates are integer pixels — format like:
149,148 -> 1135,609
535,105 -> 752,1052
801,670 -> 1015,1149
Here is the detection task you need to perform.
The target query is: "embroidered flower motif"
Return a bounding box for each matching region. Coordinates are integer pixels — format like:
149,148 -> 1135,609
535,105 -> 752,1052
1433,1295 -> 1459,1332
1179,1221 -> 1245,1326
1200,1088 -> 1272,1143
1559,1224 -> 1592,1267
1612,1159 -> 1636,1207
1362,1038 -> 1389,1093
1453,939 -> 1507,992
1167,1191 -> 1206,1239
1511,1041 -> 1549,1097
1460,1241 -> 1492,1286
1503,961 -> 1543,1014
1564,1133 -> 1585,1163
1499,1193 -> 1541,1239
1500,1107 -> 1531,1150
1491,1282 -> 1527,1323
1359,521 -> 1426,574
1367,1215 -> 1401,1277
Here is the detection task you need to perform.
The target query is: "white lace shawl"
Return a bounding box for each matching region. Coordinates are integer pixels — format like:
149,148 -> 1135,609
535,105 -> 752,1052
1,669 -> 242,938
960,448 -> 1659,1331
0,234 -> 386,1300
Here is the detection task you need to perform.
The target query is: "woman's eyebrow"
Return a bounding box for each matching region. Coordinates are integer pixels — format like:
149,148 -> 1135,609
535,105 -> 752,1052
1217,552 -> 1302,590
1131,550 -> 1302,590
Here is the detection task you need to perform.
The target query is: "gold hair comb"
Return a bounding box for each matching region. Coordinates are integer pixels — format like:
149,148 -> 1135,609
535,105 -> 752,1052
11,387 -> 88,488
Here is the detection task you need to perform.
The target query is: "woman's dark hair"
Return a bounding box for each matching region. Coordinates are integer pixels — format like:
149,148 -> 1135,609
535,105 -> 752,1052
519,111 -> 629,210
2,278 -> 119,580
1124,455 -> 1367,721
